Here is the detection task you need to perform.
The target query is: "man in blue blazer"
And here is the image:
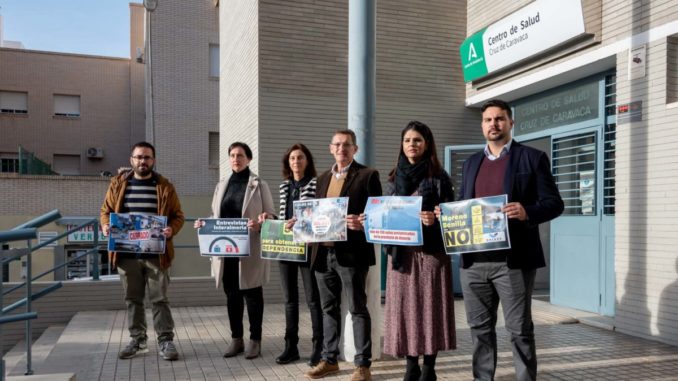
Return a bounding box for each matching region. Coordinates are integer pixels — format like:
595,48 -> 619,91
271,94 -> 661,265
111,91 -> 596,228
458,99 -> 563,381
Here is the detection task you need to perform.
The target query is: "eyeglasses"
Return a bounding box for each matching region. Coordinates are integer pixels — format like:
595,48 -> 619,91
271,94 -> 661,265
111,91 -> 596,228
330,143 -> 354,149
131,155 -> 154,161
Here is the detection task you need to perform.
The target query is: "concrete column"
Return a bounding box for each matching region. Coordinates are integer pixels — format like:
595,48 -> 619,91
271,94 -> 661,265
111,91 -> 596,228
342,0 -> 382,363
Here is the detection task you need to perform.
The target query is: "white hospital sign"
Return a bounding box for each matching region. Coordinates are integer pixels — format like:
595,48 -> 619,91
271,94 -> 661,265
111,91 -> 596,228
460,0 -> 586,82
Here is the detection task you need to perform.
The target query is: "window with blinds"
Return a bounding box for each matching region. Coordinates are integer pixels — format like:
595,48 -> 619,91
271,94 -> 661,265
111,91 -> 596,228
54,94 -> 81,117
209,44 -> 220,78
0,91 -> 28,114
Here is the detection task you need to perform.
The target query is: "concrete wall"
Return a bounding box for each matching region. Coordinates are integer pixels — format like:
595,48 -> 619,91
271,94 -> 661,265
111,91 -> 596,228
221,0 -> 477,303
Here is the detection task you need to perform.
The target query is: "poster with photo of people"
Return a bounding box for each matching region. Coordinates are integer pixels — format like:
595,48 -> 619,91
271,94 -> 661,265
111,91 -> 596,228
107,213 -> 167,254
292,197 -> 348,243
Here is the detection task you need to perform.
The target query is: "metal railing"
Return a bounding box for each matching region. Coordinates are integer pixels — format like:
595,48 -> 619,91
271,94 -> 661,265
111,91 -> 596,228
0,209 -> 102,379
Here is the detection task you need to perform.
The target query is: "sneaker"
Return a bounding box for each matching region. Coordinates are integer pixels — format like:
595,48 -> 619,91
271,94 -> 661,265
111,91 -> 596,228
350,366 -> 371,381
159,340 -> 179,361
118,338 -> 149,359
304,360 -> 339,379
137,337 -> 148,350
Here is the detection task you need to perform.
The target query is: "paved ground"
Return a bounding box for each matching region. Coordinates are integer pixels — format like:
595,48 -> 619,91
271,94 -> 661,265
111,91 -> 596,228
6,299 -> 678,380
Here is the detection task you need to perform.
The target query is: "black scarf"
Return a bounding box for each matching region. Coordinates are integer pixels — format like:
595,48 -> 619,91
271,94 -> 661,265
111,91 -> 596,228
388,155 -> 431,273
394,153 -> 429,196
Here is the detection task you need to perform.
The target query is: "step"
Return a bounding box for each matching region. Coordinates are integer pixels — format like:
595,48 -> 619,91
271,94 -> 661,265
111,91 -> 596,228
7,373 -> 75,381
4,325 -> 66,376
33,311 -> 117,380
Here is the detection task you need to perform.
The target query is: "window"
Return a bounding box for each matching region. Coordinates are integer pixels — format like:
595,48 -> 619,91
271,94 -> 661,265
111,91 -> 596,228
1,153 -> 19,173
0,91 -> 28,114
52,154 -> 81,175
54,94 -> 80,117
668,36 -> 678,104
209,132 -> 219,167
209,44 -> 219,78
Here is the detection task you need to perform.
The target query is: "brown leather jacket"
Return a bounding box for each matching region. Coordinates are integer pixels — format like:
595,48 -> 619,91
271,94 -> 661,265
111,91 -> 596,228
100,170 -> 185,270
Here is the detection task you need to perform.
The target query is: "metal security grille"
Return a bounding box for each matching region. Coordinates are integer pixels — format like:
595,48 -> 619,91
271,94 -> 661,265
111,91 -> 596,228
552,132 -> 597,215
603,74 -> 616,215
448,149 -> 479,197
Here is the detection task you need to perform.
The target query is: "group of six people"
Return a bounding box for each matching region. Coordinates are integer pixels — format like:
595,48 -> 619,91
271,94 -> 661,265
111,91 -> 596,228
101,99 -> 564,381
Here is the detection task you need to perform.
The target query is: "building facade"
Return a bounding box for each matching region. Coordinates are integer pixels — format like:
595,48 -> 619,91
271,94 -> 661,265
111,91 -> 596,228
459,0 -> 678,346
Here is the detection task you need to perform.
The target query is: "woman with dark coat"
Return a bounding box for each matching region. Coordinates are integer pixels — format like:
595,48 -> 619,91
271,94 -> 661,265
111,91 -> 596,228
260,143 -> 323,366
382,121 -> 456,381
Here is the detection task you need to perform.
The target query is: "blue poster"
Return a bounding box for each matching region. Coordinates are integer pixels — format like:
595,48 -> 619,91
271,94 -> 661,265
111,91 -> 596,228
197,218 -> 250,257
363,196 -> 423,246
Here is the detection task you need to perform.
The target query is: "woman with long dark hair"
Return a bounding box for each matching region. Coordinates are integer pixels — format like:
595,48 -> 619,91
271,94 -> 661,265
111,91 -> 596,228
260,143 -> 324,366
382,121 -> 456,380
194,142 -> 274,360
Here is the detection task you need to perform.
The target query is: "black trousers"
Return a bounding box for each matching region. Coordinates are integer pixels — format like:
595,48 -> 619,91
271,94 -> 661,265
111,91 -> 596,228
222,258 -> 264,341
314,248 -> 372,367
461,262 -> 537,381
279,261 -> 323,343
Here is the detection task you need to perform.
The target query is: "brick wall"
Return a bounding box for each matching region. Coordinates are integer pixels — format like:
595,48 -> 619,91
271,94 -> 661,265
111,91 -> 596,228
146,0 -> 220,197
0,49 -> 136,175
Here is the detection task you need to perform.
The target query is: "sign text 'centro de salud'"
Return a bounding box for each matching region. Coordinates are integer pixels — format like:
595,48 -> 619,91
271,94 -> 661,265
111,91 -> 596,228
459,0 -> 585,82
513,80 -> 599,136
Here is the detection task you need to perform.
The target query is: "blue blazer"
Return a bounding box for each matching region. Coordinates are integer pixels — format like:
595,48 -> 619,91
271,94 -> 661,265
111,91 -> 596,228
459,141 -> 564,269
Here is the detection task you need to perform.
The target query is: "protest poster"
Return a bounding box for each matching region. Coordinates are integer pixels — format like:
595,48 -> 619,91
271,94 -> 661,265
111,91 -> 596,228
439,195 -> 511,254
197,218 -> 250,257
363,196 -> 423,245
293,197 -> 348,243
107,213 -> 167,254
260,219 -> 307,262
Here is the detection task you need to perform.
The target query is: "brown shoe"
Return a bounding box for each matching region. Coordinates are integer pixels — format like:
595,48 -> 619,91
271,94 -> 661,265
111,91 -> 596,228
350,366 -> 371,381
304,360 -> 340,379
244,340 -> 261,359
223,338 -> 244,358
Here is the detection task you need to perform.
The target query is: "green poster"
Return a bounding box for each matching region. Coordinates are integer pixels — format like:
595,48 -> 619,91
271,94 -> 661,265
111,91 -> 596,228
260,219 -> 307,262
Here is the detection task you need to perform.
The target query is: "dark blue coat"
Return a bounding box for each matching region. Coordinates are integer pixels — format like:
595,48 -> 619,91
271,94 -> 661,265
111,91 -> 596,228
459,141 -> 564,269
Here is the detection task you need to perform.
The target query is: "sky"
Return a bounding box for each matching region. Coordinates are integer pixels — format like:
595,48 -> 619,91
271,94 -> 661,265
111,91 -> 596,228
0,0 -> 142,58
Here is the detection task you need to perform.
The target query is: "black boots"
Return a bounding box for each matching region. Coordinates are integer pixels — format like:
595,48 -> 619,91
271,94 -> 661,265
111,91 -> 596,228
420,354 -> 437,381
276,340 -> 300,364
404,356 -> 421,381
308,338 -> 323,366
404,355 -> 437,381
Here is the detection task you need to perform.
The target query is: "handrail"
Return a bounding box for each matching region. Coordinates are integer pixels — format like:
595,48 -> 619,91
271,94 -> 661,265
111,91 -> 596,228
1,212 -> 202,379
0,210 -> 99,377
12,210 -> 62,230
0,229 -> 37,244
3,249 -> 96,295
0,312 -> 37,325
2,283 -> 63,314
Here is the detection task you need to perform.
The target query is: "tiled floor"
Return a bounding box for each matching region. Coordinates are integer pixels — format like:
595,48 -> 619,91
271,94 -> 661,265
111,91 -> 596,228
9,300 -> 678,380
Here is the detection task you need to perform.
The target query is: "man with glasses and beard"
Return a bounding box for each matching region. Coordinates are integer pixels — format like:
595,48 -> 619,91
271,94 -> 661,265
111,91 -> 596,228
101,141 -> 185,361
